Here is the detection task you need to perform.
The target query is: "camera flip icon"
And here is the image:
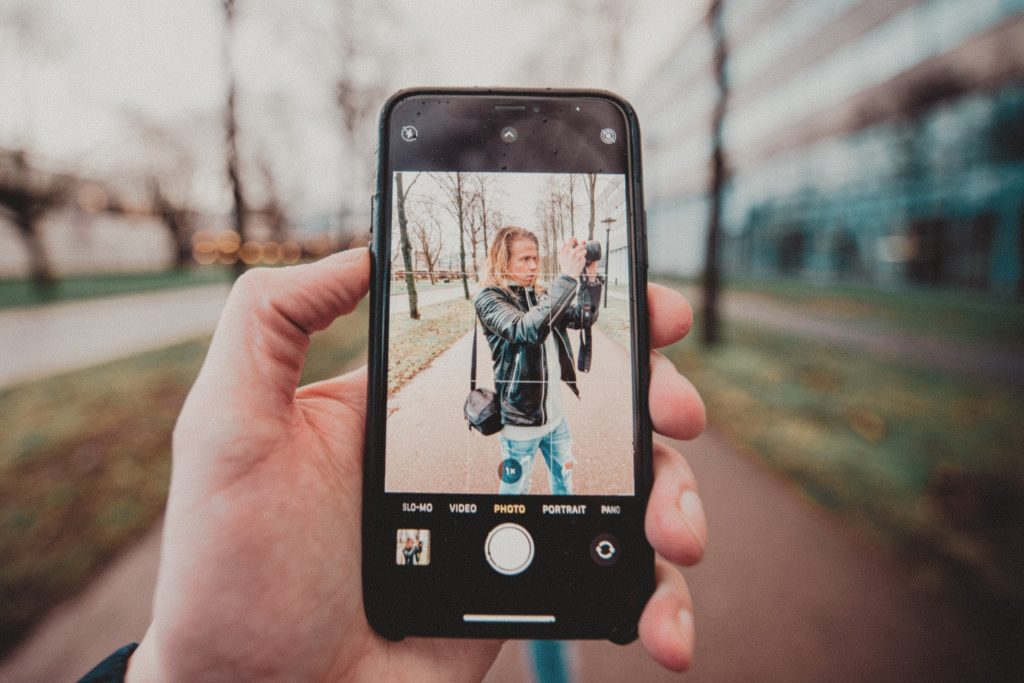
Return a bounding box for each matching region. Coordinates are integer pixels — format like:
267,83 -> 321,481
590,533 -> 619,566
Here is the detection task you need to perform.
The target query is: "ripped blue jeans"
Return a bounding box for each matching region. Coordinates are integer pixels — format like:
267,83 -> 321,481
498,418 -> 574,495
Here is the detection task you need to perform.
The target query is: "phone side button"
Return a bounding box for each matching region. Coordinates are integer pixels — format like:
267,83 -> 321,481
370,193 -> 380,238
484,523 -> 535,576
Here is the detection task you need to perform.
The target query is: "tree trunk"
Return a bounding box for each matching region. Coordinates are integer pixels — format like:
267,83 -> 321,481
223,0 -> 248,279
586,173 -> 597,240
480,192 -> 489,258
16,213 -> 55,291
455,173 -> 470,300
702,0 -> 729,347
395,173 -> 420,319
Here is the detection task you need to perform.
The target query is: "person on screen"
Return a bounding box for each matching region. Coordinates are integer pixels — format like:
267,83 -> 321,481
402,537 -> 423,565
474,226 -> 603,495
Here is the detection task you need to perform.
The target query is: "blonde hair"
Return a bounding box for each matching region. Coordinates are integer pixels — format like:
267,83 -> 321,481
484,226 -> 543,294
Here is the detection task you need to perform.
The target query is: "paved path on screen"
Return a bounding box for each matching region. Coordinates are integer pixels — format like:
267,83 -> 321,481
384,324 -> 634,496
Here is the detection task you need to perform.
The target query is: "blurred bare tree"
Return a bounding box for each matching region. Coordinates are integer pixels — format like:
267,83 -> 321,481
0,0 -> 69,149
520,0 -> 638,86
0,151 -> 69,290
0,0 -> 71,290
221,0 -> 250,277
272,0 -> 400,232
702,0 -> 729,347
124,111 -> 211,270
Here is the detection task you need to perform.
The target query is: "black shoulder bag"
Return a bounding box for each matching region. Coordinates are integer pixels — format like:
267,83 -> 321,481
464,318 -> 503,435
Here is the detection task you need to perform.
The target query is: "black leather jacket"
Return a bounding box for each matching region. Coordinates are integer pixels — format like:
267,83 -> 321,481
474,274 -> 603,427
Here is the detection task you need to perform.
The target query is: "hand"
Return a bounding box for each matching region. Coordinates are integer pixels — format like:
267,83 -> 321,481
127,248 -> 707,680
557,238 -> 587,278
585,257 -> 600,281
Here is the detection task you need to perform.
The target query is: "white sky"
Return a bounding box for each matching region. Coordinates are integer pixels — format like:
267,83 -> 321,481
391,170 -> 628,273
0,0 -> 704,216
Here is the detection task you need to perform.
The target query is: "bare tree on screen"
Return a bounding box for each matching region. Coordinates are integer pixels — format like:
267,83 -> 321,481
409,201 -> 443,285
472,175 -> 493,258
583,172 -> 598,240
395,172 -> 421,319
436,173 -> 471,300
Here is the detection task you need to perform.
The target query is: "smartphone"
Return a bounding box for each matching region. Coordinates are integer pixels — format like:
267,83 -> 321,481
363,88 -> 653,642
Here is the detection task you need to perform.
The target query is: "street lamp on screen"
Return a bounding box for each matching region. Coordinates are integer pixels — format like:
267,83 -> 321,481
601,216 -> 616,308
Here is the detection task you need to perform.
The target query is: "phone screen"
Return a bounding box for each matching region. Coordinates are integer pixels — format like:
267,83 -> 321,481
386,170 -> 633,496
365,91 -> 652,641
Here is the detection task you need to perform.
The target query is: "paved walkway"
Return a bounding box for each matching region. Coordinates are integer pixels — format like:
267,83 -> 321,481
0,284 -> 230,389
1,430 -> 997,682
385,325 -> 633,495
4,280 -> 1019,391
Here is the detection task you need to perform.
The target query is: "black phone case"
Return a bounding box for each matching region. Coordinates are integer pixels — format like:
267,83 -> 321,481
362,88 -> 654,643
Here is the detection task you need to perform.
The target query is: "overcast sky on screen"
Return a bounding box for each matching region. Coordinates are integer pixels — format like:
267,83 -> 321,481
0,1 -> 702,213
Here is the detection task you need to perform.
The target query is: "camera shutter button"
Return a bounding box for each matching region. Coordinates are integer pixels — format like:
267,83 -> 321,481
485,523 -> 535,575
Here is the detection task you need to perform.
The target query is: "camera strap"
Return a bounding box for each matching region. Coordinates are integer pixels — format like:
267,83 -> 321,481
577,278 -> 594,373
577,325 -> 592,373
470,317 -> 478,391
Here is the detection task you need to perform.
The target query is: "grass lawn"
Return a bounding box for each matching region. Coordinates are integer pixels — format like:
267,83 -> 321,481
0,300 -> 368,658
594,290 -> 632,349
659,275 -> 1024,348
389,279 -> 468,296
0,267 -> 234,310
388,296 -> 475,396
663,314 -> 1024,622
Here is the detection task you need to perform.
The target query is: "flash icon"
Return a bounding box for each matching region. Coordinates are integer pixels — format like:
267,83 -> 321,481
401,125 -> 418,142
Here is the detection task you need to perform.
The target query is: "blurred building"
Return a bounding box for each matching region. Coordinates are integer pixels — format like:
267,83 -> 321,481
641,0 -> 1024,295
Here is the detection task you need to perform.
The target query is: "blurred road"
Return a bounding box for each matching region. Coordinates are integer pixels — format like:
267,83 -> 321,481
385,324 -> 633,495
0,284 -> 230,389
6,281 -> 1016,392
0,430 -> 994,682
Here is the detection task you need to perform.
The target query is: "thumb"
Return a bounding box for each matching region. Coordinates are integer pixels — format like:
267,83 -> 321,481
189,248 -> 369,414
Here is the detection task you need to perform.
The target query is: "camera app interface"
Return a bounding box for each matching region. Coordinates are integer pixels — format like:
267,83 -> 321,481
386,171 -> 633,496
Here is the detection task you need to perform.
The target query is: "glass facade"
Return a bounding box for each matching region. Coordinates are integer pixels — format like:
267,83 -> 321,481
641,0 -> 1024,293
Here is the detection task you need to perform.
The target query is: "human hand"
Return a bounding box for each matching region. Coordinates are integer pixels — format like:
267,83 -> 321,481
557,238 -> 587,278
127,248 -> 707,680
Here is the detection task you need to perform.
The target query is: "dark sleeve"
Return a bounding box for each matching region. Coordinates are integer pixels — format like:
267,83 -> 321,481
564,276 -> 604,330
475,276 -> 579,346
77,643 -> 138,683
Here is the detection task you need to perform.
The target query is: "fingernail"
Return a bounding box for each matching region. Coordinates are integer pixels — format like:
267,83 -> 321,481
680,490 -> 707,553
339,247 -> 368,262
678,608 -> 695,649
